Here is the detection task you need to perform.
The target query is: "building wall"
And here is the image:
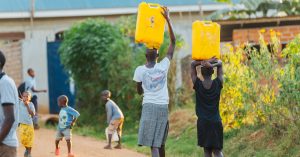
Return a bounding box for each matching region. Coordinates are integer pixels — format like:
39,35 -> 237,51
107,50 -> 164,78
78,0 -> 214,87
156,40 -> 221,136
233,25 -> 300,44
0,40 -> 23,86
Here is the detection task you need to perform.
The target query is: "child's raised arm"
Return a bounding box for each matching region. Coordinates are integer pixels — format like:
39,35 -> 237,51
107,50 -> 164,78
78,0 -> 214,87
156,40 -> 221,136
191,60 -> 202,84
161,6 -> 176,60
25,103 -> 35,117
214,60 -> 223,83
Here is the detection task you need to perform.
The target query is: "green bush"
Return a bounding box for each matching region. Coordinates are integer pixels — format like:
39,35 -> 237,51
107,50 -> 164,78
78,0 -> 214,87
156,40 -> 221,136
276,34 -> 300,127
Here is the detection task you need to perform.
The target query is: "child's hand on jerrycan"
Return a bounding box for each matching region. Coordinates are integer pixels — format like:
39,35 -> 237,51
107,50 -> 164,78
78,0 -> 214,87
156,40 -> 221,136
161,6 -> 170,20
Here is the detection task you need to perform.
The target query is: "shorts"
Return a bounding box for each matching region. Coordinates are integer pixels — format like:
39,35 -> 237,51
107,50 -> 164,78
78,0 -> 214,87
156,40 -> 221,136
108,118 -> 124,137
0,144 -> 16,157
56,128 -> 72,141
19,123 -> 34,148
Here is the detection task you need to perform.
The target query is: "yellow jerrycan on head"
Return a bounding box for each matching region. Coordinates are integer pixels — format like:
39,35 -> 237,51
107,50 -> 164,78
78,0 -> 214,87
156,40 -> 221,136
135,2 -> 166,49
192,21 -> 221,60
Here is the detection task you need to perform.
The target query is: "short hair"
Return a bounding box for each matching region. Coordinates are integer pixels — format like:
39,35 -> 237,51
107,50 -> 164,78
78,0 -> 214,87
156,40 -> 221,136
58,95 -> 69,104
27,68 -> 33,73
145,48 -> 159,62
0,50 -> 6,68
146,48 -> 158,54
201,67 -> 214,77
22,91 -> 32,98
101,90 -> 111,98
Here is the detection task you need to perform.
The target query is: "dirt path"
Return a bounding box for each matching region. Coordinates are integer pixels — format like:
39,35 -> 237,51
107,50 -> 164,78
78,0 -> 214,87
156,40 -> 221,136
17,128 -> 146,157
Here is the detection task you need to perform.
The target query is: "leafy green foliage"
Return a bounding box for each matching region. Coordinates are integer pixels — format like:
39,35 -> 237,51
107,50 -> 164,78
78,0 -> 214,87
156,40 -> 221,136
276,35 -> 300,127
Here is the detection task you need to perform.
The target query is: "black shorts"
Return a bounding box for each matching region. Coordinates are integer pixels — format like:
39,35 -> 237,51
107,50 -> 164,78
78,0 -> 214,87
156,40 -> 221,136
197,119 -> 223,150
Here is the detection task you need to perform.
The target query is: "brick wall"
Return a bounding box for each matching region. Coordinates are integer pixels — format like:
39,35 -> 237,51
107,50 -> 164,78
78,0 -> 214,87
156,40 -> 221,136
0,40 -> 23,86
233,25 -> 300,45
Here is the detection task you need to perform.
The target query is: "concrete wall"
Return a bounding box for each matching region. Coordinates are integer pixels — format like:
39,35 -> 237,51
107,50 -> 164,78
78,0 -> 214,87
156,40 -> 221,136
0,40 -> 23,86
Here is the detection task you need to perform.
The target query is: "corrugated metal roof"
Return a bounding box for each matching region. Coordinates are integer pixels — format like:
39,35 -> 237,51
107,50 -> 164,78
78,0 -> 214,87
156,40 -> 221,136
0,0 -> 240,12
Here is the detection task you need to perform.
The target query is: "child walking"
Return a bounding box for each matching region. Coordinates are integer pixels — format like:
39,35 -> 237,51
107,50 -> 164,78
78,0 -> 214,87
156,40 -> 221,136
55,95 -> 80,157
191,58 -> 224,157
133,6 -> 176,157
19,91 -> 35,157
101,90 -> 124,149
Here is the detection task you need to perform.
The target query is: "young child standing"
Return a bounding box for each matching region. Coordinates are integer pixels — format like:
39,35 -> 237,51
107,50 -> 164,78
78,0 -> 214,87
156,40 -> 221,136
55,95 -> 80,157
19,91 -> 35,157
191,58 -> 224,157
101,90 -> 124,149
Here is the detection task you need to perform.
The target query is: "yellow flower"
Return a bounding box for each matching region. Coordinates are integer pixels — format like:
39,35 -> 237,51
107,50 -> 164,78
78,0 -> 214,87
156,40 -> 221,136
276,32 -> 281,36
259,28 -> 266,33
270,29 -> 276,37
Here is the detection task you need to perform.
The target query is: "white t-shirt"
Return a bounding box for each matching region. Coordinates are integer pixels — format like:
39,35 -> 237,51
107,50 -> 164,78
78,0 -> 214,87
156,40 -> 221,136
0,75 -> 19,147
25,76 -> 36,95
133,57 -> 170,105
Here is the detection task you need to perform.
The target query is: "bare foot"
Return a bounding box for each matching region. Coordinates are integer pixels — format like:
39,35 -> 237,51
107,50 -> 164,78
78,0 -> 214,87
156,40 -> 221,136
68,153 -> 75,157
114,144 -> 122,149
104,145 -> 112,149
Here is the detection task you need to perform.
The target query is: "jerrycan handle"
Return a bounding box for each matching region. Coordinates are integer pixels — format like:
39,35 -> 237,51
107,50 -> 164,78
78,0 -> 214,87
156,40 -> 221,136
148,3 -> 160,9
203,21 -> 213,25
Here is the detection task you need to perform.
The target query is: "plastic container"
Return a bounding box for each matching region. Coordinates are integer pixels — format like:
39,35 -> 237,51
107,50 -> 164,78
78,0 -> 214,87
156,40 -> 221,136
105,127 -> 119,142
135,2 -> 166,49
192,21 -> 221,60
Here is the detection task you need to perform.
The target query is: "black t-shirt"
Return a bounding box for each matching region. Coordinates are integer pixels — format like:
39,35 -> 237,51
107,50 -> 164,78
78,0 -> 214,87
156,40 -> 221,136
193,77 -> 223,122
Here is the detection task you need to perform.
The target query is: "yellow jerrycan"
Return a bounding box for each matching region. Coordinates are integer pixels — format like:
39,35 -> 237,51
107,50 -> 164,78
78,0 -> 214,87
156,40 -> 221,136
135,2 -> 166,49
192,21 -> 221,60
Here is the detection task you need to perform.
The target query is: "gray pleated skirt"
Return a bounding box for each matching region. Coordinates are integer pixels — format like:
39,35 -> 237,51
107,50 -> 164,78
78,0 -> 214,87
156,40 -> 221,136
138,103 -> 169,148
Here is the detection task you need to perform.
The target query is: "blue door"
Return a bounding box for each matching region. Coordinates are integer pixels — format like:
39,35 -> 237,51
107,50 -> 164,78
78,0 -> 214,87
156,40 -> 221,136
47,41 -> 75,114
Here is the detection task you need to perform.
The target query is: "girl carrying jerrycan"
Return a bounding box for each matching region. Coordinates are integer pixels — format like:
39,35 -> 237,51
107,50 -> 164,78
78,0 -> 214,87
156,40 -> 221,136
134,3 -> 176,157
191,20 -> 224,157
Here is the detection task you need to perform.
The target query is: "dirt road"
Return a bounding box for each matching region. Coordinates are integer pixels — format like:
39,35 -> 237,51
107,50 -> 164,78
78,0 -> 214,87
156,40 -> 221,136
17,128 -> 146,157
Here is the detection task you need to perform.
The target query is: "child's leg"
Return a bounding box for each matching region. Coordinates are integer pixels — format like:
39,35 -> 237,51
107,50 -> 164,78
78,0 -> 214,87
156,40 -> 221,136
117,133 -> 121,145
105,121 -> 117,149
108,134 -> 112,146
66,140 -> 72,154
159,145 -> 165,157
212,149 -> 223,157
104,134 -> 113,149
114,126 -> 122,148
114,119 -> 124,149
25,147 -> 32,154
159,122 -> 168,157
151,147 -> 159,157
204,148 -> 212,157
55,130 -> 63,156
64,129 -> 73,154
114,131 -> 122,149
55,140 -> 60,149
